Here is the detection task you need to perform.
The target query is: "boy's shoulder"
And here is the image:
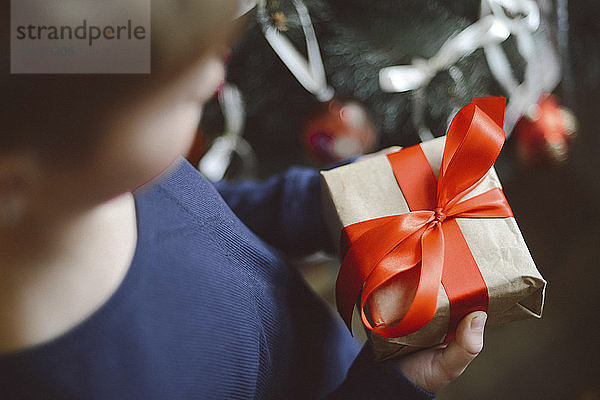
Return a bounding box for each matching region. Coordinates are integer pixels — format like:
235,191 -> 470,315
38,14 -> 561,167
136,157 -> 228,224
133,156 -> 286,291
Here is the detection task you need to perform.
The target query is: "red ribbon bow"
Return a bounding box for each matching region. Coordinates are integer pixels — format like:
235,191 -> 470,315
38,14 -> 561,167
336,97 -> 514,340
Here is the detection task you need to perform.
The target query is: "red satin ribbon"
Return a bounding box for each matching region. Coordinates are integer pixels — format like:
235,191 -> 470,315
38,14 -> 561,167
335,97 -> 514,339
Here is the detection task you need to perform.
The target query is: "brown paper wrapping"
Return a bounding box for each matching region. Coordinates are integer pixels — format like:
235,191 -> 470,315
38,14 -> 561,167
321,137 -> 546,359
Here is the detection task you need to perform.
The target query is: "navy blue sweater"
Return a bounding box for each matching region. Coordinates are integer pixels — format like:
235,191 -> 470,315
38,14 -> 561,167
0,158 -> 434,399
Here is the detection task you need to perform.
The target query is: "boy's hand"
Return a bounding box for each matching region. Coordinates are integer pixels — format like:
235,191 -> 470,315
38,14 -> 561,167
394,311 -> 487,393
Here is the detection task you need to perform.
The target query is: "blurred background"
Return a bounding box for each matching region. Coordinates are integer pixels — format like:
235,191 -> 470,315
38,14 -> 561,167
192,1 -> 600,398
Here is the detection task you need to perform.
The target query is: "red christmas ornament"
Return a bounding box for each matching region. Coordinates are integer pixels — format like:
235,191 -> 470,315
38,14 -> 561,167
303,99 -> 377,165
514,94 -> 577,165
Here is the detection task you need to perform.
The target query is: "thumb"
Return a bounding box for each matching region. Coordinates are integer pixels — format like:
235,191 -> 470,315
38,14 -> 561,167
433,311 -> 487,384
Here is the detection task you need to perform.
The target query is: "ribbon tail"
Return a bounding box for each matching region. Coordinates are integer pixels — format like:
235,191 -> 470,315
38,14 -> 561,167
367,223 -> 445,338
357,228 -> 425,332
336,248 -> 371,332
336,213 -> 432,332
336,222 -> 410,331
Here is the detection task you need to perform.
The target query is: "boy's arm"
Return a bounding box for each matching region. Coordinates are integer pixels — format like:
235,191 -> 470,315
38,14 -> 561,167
213,167 -> 331,256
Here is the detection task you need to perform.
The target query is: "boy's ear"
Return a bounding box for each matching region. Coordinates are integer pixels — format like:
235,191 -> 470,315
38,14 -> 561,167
0,153 -> 40,228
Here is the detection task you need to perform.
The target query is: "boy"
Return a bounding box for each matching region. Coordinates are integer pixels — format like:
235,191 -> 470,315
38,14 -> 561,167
0,1 -> 486,398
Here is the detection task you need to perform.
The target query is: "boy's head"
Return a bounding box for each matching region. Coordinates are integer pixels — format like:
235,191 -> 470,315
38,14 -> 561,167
1,0 -> 245,226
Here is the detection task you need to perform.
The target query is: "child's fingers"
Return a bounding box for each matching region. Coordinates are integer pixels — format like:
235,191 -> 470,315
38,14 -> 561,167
433,311 -> 487,383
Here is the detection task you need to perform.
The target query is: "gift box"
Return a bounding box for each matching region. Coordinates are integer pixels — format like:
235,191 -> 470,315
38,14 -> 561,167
320,97 -> 546,359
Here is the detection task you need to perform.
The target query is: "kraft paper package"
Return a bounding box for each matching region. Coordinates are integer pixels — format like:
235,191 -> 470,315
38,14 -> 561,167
321,99 -> 546,360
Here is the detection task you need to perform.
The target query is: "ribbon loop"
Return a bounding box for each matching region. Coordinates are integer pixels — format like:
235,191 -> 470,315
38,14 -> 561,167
335,97 -> 513,339
437,98 -> 506,210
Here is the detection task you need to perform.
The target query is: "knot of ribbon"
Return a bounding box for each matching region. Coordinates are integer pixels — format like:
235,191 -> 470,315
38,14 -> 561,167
335,97 -> 514,340
433,208 -> 447,223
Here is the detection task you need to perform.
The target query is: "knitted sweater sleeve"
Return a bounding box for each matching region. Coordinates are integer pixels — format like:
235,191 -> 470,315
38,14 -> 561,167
323,346 -> 436,399
213,167 -> 332,256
